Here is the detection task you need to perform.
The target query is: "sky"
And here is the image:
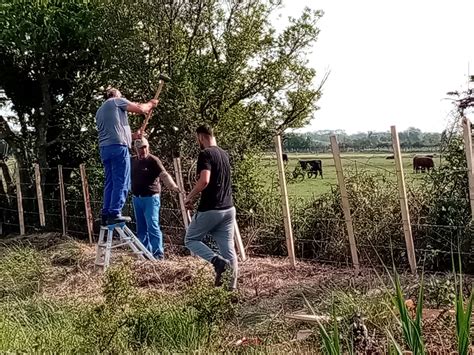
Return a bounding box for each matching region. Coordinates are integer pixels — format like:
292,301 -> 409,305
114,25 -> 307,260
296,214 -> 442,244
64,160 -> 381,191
277,0 -> 474,133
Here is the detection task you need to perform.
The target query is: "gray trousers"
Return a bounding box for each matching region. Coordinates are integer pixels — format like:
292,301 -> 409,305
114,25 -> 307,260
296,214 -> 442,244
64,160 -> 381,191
185,207 -> 238,289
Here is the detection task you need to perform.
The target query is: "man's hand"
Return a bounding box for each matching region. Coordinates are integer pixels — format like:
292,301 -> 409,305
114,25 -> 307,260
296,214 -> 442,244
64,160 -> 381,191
132,130 -> 143,140
184,196 -> 194,210
150,99 -> 159,108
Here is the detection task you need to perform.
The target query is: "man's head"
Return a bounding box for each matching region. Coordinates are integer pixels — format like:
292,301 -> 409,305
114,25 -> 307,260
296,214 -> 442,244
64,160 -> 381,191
134,137 -> 149,159
196,124 -> 215,149
105,87 -> 122,100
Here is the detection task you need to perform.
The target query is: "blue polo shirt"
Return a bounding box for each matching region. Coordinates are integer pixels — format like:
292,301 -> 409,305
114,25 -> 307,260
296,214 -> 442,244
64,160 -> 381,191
95,97 -> 132,148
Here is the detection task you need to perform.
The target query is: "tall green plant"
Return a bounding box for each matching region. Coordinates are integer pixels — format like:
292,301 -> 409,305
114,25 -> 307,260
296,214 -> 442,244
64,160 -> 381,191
453,254 -> 474,355
303,294 -> 343,355
389,270 -> 425,354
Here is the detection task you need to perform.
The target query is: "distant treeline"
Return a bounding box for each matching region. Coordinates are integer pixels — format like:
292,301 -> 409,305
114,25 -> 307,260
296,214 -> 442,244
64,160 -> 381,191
282,127 -> 441,152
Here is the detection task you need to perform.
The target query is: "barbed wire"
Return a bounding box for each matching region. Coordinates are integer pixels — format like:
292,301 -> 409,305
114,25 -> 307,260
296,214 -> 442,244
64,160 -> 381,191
2,163 -> 474,266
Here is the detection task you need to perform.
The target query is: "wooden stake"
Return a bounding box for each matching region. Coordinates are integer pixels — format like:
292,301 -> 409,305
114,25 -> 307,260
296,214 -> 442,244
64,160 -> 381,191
58,165 -> 67,236
391,126 -> 417,274
173,157 -> 191,228
233,221 -> 247,261
80,164 -> 94,244
330,135 -> 360,271
34,164 -> 46,227
462,118 -> 474,220
274,134 -> 296,267
15,163 -> 25,235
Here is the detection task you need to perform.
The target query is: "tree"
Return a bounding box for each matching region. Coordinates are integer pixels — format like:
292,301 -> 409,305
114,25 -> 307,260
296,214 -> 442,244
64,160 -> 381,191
0,0 -> 325,165
0,1 -> 110,174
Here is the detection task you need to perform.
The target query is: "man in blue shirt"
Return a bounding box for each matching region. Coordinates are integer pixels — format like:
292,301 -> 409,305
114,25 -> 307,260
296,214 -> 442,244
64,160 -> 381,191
96,87 -> 158,225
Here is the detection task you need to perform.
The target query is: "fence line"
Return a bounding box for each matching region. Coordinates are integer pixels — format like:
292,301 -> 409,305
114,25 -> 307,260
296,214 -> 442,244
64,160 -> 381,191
1,139 -> 473,271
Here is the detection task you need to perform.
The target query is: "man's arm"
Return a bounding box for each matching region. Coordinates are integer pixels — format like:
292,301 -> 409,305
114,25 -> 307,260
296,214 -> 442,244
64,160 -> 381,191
184,170 -> 210,208
160,171 -> 181,192
126,99 -> 158,115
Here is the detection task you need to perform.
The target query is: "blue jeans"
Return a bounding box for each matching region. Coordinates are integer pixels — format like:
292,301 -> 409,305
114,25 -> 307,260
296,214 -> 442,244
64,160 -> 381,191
100,144 -> 130,217
185,207 -> 238,289
132,194 -> 164,258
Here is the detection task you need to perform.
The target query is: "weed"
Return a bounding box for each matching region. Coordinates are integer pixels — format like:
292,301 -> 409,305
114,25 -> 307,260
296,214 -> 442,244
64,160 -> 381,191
453,255 -> 474,355
424,276 -> 456,308
390,270 -> 425,354
0,246 -> 46,299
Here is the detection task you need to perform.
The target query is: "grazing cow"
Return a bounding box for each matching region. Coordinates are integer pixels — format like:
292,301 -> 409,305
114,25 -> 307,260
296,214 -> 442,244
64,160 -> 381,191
282,153 -> 288,163
386,155 -> 394,160
413,155 -> 434,173
299,159 -> 323,178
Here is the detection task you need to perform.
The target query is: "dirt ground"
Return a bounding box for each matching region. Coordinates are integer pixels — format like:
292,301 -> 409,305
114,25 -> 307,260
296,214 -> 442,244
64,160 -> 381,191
0,232 -> 471,353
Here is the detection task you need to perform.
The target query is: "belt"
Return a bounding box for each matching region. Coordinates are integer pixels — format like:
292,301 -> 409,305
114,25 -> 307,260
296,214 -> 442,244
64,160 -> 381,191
133,193 -> 159,198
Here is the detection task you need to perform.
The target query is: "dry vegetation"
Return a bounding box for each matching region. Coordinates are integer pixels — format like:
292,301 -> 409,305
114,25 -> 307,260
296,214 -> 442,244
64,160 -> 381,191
0,233 -> 472,353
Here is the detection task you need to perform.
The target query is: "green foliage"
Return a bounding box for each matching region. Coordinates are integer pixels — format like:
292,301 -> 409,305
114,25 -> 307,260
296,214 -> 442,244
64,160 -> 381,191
283,128 -> 441,152
302,294 -> 342,355
76,263 -> 233,352
0,0 -> 324,171
420,133 -> 472,270
126,298 -> 209,352
390,270 -> 425,354
102,260 -> 135,306
187,271 -> 236,328
453,255 -> 474,355
424,276 -> 456,308
318,306 -> 342,355
0,247 -> 46,299
0,298 -> 84,352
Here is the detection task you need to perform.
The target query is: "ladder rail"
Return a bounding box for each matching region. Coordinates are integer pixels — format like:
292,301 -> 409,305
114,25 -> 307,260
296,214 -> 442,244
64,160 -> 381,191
95,223 -> 155,270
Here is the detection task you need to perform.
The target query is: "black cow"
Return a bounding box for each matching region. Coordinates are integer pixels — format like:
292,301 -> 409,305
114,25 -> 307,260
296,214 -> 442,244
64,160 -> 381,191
413,155 -> 434,173
299,159 -> 323,178
282,153 -> 288,164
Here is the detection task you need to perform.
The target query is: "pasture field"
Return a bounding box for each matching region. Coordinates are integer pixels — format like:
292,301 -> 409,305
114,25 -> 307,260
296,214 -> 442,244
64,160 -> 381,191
261,152 -> 440,197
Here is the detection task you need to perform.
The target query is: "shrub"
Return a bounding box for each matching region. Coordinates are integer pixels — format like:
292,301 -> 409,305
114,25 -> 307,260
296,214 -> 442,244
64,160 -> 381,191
0,247 -> 47,299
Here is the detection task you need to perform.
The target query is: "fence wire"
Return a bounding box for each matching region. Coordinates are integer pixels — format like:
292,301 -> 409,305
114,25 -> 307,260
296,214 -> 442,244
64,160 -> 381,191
1,160 -> 473,272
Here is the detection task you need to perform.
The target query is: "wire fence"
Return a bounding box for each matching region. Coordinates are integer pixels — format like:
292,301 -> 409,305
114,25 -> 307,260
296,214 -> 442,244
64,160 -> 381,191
0,136 -> 474,273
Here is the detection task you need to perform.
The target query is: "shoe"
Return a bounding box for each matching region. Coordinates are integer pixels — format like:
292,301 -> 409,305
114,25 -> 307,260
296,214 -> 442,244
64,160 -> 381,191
106,215 -> 132,225
100,214 -> 108,226
211,255 -> 230,287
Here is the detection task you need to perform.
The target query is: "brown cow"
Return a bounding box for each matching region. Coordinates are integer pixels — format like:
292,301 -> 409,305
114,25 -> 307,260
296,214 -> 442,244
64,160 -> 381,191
413,155 -> 434,173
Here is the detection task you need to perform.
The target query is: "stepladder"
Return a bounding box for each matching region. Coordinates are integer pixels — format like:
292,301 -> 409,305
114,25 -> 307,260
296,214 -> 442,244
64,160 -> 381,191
94,222 -> 155,270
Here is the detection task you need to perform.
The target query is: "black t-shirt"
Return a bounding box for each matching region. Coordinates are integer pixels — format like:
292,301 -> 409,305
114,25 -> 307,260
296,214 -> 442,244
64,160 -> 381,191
197,146 -> 233,212
131,154 -> 164,196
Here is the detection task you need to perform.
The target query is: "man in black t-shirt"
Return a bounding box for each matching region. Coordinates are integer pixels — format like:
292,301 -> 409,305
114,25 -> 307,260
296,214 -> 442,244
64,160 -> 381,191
184,125 -> 238,290
131,137 -> 181,259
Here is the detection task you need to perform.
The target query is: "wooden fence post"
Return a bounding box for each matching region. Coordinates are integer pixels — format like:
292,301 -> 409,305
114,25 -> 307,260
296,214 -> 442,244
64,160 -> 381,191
79,164 -> 94,244
274,134 -> 296,267
173,157 -> 191,229
462,118 -> 474,220
330,135 -> 360,272
58,165 -> 67,236
391,126 -> 417,274
233,221 -> 247,261
34,163 -> 46,227
15,163 -> 25,235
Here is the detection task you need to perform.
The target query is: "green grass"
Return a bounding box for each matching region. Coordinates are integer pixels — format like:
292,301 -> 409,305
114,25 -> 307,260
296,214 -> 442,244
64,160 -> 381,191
261,152 -> 440,197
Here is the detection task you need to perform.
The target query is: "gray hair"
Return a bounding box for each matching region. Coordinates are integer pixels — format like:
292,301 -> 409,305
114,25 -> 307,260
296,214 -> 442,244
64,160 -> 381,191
105,87 -> 122,99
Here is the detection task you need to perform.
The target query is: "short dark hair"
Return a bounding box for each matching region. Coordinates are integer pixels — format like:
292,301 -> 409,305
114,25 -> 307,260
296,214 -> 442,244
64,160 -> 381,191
196,124 -> 214,136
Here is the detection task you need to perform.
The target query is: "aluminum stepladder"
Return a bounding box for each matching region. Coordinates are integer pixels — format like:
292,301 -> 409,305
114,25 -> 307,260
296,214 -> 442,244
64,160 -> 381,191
94,222 -> 156,270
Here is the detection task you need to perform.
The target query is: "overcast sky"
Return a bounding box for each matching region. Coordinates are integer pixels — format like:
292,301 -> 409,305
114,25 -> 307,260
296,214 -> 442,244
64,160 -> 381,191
277,0 -> 474,133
